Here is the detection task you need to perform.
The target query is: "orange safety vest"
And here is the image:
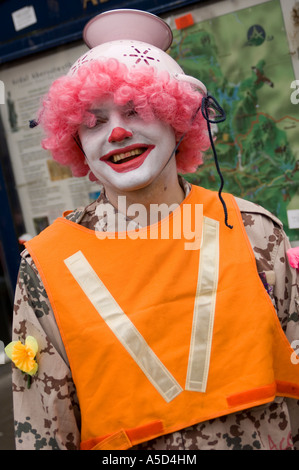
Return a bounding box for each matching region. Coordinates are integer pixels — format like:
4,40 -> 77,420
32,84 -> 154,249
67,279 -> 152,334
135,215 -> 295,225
26,185 -> 299,450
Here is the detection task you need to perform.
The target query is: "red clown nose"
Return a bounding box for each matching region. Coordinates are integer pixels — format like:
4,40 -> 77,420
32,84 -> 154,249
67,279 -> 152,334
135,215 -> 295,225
108,127 -> 133,142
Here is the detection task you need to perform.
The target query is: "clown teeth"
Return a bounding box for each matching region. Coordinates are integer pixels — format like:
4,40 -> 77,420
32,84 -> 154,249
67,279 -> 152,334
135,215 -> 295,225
111,148 -> 144,163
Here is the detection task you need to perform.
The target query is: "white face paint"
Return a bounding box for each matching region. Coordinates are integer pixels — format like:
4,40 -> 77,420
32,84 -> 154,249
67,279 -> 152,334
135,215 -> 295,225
78,99 -> 177,195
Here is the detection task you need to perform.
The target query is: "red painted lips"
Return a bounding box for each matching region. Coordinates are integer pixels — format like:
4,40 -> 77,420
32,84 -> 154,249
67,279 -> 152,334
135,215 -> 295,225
100,144 -> 155,173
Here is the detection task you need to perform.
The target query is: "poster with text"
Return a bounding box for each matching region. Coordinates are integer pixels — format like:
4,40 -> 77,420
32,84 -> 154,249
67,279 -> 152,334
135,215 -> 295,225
0,43 -> 101,237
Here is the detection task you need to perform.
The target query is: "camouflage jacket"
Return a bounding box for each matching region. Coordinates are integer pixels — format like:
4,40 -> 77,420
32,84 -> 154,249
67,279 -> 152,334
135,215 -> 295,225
11,179 -> 299,450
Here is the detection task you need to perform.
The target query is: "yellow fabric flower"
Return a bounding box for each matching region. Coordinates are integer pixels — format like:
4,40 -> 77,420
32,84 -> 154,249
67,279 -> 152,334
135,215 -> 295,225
5,336 -> 38,376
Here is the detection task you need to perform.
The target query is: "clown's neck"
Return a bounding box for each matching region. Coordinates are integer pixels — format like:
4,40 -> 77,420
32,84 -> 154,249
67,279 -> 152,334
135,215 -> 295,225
104,172 -> 185,227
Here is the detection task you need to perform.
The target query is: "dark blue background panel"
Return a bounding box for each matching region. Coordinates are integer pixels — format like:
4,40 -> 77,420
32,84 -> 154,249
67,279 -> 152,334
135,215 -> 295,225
0,0 -> 204,64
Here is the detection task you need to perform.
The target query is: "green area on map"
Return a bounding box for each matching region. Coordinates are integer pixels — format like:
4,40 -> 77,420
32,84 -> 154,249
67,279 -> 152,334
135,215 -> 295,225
170,0 -> 299,240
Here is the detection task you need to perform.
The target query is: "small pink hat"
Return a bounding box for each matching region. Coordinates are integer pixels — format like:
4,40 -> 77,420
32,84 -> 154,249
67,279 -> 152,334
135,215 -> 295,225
68,9 -> 207,95
83,9 -> 173,51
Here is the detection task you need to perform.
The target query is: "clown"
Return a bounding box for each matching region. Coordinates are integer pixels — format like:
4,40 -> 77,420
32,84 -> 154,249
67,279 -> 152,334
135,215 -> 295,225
37,11 -> 211,226
10,10 -> 299,450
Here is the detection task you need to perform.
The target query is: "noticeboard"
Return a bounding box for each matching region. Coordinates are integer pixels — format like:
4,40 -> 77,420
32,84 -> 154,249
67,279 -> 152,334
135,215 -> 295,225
0,0 -> 204,64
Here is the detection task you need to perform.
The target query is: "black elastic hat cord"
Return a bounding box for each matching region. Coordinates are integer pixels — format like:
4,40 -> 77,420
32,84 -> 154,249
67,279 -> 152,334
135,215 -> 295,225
201,94 -> 233,229
72,134 -> 87,157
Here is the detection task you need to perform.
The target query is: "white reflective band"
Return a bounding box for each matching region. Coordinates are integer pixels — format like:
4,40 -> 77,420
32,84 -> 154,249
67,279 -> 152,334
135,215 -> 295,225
64,251 -> 183,403
185,217 -> 219,392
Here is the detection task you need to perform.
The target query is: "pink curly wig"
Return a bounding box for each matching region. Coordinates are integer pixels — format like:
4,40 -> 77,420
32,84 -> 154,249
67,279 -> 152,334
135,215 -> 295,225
38,58 -> 210,180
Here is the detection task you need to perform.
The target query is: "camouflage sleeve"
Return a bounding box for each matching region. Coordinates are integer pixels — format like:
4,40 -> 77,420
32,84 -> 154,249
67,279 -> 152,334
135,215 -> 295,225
236,197 -> 299,330
11,250 -> 81,450
237,197 -> 299,449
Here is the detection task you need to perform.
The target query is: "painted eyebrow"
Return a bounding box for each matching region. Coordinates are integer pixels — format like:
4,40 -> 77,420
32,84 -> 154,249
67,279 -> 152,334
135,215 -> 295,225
89,109 -> 108,116
89,103 -> 136,115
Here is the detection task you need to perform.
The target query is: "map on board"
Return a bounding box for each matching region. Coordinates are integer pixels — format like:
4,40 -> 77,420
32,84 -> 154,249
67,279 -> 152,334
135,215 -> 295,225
169,0 -> 299,240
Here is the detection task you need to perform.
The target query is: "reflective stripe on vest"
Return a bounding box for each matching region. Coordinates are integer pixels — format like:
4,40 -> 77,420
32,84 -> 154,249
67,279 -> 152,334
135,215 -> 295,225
25,185 -> 299,450
64,250 -> 183,403
64,216 -> 219,400
185,217 -> 219,392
